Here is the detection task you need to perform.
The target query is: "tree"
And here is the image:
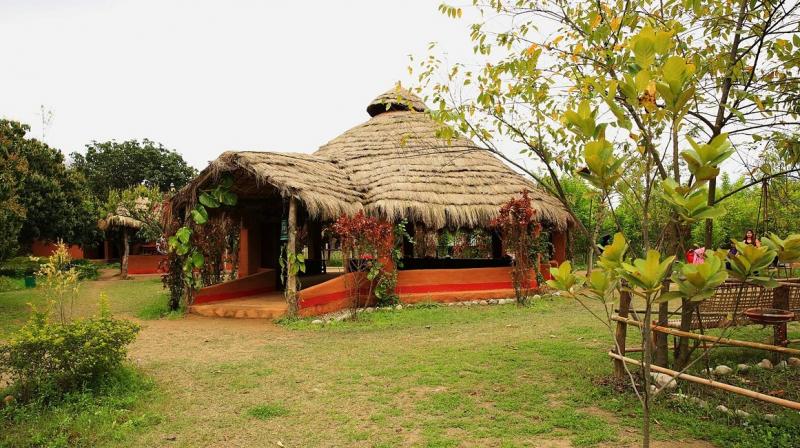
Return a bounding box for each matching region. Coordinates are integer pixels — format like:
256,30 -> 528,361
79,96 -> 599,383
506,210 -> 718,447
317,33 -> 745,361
417,1 -> 799,446
71,139 -> 196,198
101,185 -> 166,278
0,129 -> 28,260
0,120 -> 100,254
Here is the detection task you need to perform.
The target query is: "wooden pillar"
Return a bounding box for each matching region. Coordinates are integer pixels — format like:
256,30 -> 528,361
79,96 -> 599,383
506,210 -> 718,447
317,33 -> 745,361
551,230 -> 568,264
613,290 -> 632,378
773,285 -> 790,361
286,197 -> 299,316
121,227 -> 129,279
237,217 -> 250,279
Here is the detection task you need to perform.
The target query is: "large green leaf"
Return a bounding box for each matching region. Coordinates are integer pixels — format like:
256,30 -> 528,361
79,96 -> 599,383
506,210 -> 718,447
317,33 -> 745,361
198,192 -> 220,208
620,250 -> 675,294
762,233 -> 800,264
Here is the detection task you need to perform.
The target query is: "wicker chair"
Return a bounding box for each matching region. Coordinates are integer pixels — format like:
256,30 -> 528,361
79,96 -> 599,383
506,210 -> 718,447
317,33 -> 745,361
667,281 -> 774,330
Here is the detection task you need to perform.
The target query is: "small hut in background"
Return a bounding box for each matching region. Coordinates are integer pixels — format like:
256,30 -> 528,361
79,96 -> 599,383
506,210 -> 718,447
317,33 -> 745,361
173,87 -> 572,317
99,205 -> 142,278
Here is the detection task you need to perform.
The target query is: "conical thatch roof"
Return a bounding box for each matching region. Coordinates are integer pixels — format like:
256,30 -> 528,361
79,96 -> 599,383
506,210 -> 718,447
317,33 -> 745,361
366,86 -> 427,117
175,87 -> 571,230
314,87 -> 571,229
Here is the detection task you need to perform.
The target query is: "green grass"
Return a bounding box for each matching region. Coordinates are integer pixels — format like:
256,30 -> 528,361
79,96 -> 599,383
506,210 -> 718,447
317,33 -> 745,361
0,367 -> 160,448
2,279 -> 800,446
246,404 -> 290,420
0,276 -> 168,337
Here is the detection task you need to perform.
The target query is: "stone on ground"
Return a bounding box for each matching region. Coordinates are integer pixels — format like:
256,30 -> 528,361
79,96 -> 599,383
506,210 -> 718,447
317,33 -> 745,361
757,359 -> 773,369
713,365 -> 733,375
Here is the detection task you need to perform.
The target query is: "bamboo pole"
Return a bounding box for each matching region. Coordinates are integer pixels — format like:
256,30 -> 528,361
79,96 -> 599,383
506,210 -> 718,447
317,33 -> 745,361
611,316 -> 800,356
608,352 -> 800,410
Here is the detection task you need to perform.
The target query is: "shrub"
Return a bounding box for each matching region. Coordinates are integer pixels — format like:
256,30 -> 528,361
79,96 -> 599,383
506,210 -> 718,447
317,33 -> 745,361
0,256 -> 43,277
0,276 -> 24,292
69,259 -> 100,281
0,300 -> 140,402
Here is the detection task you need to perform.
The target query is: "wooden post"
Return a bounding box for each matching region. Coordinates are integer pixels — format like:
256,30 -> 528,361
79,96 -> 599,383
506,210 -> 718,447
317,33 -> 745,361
121,227 -> 129,279
772,284 -> 790,362
613,289 -> 632,378
286,197 -> 299,316
655,279 -> 671,367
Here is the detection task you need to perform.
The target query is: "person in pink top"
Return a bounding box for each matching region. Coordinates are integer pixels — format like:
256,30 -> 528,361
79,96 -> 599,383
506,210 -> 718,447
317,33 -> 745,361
691,246 -> 706,265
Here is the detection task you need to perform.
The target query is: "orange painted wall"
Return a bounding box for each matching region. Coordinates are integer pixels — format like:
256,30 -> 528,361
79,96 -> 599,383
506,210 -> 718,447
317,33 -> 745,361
31,240 -> 84,259
194,269 -> 277,304
297,265 -> 553,317
127,255 -> 166,275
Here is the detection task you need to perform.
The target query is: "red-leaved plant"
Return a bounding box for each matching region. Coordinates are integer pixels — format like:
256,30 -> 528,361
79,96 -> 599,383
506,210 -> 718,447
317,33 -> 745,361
331,212 -> 397,314
492,191 -> 542,304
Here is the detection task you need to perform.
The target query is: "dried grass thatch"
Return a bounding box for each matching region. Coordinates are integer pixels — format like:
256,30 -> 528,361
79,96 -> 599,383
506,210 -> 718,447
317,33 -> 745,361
178,151 -> 363,221
176,87 -> 571,230
315,88 -> 571,230
99,205 -> 143,231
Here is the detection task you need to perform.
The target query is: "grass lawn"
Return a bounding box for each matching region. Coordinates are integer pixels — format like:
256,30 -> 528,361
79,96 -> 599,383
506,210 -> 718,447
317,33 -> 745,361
1,276 -> 799,447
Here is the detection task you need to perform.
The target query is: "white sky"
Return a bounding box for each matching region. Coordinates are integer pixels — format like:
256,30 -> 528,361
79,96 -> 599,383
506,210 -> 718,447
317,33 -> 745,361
0,0 -> 479,169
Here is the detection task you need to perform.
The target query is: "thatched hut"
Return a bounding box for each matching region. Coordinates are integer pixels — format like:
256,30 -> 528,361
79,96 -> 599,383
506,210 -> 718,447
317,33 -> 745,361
176,87 -> 572,317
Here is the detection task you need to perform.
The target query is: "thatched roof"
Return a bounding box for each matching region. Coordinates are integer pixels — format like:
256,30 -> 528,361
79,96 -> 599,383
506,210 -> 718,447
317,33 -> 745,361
366,86 -> 427,117
176,87 -> 571,230
98,205 -> 144,230
315,88 -> 571,229
179,151 -> 363,220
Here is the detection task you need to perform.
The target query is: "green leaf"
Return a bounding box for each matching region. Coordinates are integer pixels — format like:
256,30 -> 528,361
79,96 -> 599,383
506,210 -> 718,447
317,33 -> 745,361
198,192 -> 220,208
176,227 -> 192,244
190,205 -> 208,225
191,251 -> 204,268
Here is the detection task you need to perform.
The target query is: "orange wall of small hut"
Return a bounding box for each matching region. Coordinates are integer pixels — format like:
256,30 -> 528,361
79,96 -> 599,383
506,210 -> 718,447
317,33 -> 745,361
31,240 -> 85,259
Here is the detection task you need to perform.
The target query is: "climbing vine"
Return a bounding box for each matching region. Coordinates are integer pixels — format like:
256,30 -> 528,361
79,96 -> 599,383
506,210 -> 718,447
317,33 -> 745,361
166,175 -> 237,306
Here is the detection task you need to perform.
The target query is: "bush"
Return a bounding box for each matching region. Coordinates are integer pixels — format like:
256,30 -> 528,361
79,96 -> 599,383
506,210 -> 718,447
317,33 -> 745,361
0,304 -> 140,402
0,256 -> 43,277
0,276 -> 24,292
69,259 -> 100,280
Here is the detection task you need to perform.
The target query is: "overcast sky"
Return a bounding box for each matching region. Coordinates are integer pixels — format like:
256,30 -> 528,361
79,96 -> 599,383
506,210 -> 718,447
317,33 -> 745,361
1,0 -> 480,169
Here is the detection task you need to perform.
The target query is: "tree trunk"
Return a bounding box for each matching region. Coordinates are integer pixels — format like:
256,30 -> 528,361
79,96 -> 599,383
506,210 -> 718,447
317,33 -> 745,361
673,299 -> 697,370
121,227 -> 130,279
286,197 -> 299,316
613,290 -> 632,378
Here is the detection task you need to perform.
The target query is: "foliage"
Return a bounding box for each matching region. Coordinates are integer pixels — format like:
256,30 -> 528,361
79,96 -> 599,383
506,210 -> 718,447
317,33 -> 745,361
279,245 -> 306,286
331,213 -> 405,310
491,190 -> 541,304
0,120 -> 100,253
194,215 -> 239,287
102,185 -> 166,243
659,255 -> 729,303
0,256 -> 43,277
451,228 -> 492,259
70,139 -> 196,199
0,366 -> 157,448
36,242 -> 80,324
416,1 -> 800,443
0,129 -> 27,261
0,295 -> 139,403
166,175 -> 237,302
